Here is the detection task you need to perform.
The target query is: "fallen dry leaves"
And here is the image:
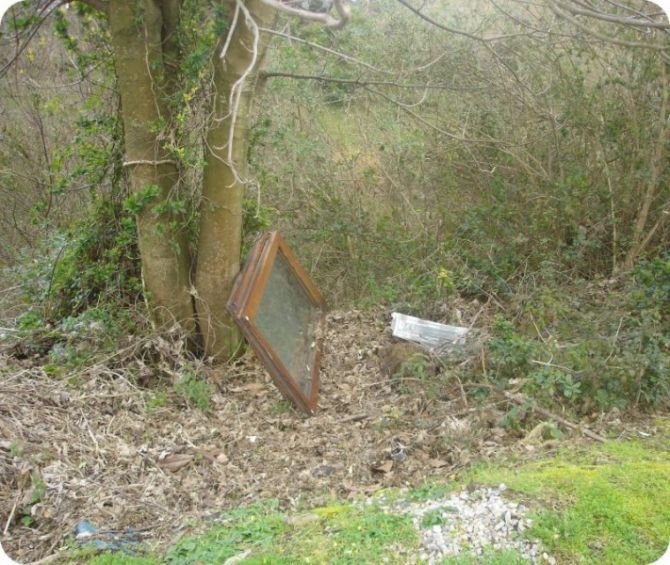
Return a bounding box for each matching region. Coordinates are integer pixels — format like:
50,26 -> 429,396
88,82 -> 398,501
0,308 -> 615,563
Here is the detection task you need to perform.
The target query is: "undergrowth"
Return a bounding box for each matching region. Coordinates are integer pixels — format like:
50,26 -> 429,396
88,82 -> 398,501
68,422 -> 670,564
163,500 -> 417,565
479,256 -> 670,415
387,254 -> 670,416
469,422 -> 670,564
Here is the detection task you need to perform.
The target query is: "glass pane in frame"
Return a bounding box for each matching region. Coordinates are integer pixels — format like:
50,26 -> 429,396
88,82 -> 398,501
227,232 -> 324,413
254,250 -> 320,397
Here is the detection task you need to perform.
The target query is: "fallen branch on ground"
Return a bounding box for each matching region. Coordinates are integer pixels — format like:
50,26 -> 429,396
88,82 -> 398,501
464,383 -> 607,443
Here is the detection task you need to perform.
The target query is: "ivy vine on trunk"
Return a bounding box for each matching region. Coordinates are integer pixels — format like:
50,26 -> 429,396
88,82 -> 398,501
105,0 -> 277,360
2,0 -> 350,359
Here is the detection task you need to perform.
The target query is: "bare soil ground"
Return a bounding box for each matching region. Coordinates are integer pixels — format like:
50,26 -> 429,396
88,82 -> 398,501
0,309 -> 612,563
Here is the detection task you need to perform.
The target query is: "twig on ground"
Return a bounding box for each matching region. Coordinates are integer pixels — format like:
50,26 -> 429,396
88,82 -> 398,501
336,413 -> 369,424
528,400 -> 606,443
3,493 -> 18,536
530,359 -> 582,374
29,554 -> 61,565
463,382 -> 606,442
449,401 -> 506,419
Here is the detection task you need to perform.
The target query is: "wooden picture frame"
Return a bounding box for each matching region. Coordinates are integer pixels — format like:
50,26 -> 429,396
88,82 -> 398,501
227,231 -> 325,414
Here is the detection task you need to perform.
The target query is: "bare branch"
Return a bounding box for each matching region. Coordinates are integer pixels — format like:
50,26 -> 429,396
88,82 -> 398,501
557,0 -> 670,30
259,0 -> 350,29
633,205 -> 670,260
0,0 -> 63,79
262,28 -> 476,77
208,0 -> 263,184
549,1 -> 670,52
260,70 -> 455,89
219,0 -> 240,60
259,27 -> 390,73
123,159 -> 177,167
0,0 -> 111,80
213,0 -> 353,187
394,0 -> 541,43
601,0 -> 667,22
363,85 -> 499,145
624,61 -> 670,268
226,0 -> 260,179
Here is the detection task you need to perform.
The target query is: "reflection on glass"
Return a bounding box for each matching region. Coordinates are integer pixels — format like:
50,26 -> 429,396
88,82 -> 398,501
255,251 -> 320,396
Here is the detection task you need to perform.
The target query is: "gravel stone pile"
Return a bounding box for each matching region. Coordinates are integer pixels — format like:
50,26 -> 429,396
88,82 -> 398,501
400,484 -> 555,564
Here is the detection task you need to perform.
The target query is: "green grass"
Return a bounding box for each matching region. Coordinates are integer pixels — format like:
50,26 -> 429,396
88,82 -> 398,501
469,423 -> 670,564
164,500 -> 417,565
165,501 -> 288,564
65,421 -> 670,564
421,507 -> 450,529
62,549 -> 159,565
406,481 -> 456,502
86,555 -> 158,565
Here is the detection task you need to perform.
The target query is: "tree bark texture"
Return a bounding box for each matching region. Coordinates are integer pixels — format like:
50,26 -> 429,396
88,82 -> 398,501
195,0 -> 277,360
109,0 -> 195,333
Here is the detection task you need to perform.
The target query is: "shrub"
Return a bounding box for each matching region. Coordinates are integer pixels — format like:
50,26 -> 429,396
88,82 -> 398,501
478,261 -> 670,413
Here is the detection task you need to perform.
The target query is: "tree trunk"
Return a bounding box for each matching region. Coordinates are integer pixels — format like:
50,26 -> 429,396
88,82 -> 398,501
109,0 -> 195,333
622,62 -> 669,271
195,0 -> 276,360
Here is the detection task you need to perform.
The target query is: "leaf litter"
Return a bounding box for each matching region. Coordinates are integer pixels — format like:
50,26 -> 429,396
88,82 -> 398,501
0,307 -> 610,562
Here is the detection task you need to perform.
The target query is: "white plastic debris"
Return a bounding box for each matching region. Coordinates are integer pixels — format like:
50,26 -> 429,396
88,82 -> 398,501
391,312 -> 468,351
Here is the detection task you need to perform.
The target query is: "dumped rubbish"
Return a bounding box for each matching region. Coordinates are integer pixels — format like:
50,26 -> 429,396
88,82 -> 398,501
391,312 -> 468,352
227,232 -> 325,414
74,519 -> 142,554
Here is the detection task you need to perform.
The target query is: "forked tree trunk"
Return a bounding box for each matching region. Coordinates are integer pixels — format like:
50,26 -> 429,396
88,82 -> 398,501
195,0 -> 276,360
109,0 -> 276,354
109,0 -> 195,333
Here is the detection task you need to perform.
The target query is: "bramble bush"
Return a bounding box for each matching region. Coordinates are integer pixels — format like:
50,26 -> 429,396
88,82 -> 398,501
478,257 -> 670,413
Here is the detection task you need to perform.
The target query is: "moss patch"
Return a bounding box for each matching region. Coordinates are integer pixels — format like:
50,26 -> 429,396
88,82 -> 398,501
163,500 -> 417,565
469,425 -> 670,564
65,421 -> 670,564
165,501 -> 289,564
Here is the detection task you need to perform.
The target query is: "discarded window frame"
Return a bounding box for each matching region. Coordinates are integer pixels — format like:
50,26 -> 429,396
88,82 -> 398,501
227,231 -> 325,414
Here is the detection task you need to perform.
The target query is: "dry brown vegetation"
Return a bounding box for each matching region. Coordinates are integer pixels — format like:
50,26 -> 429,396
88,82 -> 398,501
0,309 -> 512,562
0,1 -> 669,562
